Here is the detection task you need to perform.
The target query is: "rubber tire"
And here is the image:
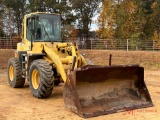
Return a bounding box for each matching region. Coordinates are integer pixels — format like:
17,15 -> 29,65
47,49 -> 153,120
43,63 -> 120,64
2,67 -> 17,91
29,59 -> 54,98
7,58 -> 25,88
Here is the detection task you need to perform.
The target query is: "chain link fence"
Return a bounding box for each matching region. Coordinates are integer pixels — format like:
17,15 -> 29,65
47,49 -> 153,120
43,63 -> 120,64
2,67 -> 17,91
0,37 -> 160,51
63,38 -> 160,51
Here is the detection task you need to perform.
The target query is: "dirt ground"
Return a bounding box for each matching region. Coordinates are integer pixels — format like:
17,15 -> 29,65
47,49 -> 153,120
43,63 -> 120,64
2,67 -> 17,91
0,68 -> 160,120
0,49 -> 160,120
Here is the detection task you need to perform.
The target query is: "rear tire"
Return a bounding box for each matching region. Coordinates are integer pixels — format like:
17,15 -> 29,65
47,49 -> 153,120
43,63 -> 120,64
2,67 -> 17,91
7,58 -> 25,88
29,59 -> 54,98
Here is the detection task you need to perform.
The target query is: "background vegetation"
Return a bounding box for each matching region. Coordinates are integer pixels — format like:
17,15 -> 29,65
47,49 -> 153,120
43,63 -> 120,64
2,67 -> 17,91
97,0 -> 160,41
0,0 -> 159,41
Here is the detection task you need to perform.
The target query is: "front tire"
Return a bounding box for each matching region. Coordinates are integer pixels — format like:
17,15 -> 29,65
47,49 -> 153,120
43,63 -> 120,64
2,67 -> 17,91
29,59 -> 54,98
7,58 -> 25,88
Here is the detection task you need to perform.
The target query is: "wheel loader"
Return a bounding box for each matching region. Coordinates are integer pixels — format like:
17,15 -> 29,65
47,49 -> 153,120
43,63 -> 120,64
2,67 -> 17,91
7,12 -> 153,118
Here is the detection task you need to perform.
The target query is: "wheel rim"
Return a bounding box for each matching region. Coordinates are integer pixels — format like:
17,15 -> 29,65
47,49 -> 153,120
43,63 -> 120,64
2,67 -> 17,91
9,65 -> 14,81
32,69 -> 40,89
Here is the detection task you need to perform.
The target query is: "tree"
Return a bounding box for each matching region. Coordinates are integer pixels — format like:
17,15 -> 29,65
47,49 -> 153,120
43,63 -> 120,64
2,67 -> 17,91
0,0 -> 5,36
97,0 -> 116,39
115,0 -> 142,39
148,0 -> 160,39
97,0 -> 160,41
153,30 -> 160,49
62,25 -> 79,40
28,0 -> 45,12
2,0 -> 27,35
27,0 -> 76,33
69,0 -> 100,38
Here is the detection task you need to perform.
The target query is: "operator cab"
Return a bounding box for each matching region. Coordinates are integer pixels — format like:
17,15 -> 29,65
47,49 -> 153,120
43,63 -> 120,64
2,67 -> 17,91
26,13 -> 61,42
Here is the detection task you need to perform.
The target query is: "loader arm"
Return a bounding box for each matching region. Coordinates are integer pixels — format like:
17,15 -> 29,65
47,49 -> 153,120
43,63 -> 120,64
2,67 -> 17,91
43,43 -> 80,82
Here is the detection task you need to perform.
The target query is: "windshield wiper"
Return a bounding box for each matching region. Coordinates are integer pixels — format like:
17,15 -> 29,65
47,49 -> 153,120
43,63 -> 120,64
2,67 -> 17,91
41,22 -> 53,44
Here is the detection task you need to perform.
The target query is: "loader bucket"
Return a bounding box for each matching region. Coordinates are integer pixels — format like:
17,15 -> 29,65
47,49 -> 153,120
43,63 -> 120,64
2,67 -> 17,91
63,65 -> 153,118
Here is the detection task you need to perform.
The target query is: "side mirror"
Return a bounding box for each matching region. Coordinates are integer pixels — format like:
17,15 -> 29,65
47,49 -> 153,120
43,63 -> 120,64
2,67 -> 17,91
30,14 -> 39,32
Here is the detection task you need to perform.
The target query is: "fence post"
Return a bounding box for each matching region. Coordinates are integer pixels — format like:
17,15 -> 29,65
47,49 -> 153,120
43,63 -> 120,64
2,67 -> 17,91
91,39 -> 92,50
10,36 -> 12,49
127,39 -> 129,51
153,40 -> 154,51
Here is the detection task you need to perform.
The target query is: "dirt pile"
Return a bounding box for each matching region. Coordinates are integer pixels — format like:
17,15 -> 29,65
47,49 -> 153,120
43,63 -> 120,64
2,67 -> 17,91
0,49 -> 160,69
81,50 -> 160,69
0,49 -> 14,69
